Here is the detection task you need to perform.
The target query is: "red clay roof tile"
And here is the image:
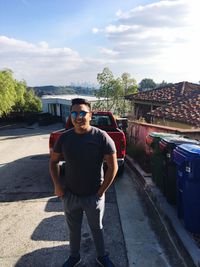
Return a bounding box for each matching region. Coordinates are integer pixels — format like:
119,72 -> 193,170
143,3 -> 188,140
126,81 -> 200,127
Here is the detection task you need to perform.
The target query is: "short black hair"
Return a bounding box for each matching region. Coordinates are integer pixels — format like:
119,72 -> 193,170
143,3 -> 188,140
70,98 -> 91,110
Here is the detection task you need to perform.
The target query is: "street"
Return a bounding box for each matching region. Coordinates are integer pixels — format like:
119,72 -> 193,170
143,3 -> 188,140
0,123 -> 187,267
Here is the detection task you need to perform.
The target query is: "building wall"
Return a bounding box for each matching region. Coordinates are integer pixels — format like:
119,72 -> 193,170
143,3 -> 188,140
153,118 -> 193,129
42,98 -> 71,121
132,101 -> 163,122
41,96 -> 102,122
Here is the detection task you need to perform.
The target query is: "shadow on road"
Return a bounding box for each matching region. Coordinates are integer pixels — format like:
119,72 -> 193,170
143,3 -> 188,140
45,196 -> 64,212
0,122 -> 63,139
31,215 -> 67,241
0,153 -> 54,202
14,245 -> 69,267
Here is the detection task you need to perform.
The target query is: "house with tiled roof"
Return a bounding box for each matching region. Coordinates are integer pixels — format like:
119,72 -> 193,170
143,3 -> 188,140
125,82 -> 200,129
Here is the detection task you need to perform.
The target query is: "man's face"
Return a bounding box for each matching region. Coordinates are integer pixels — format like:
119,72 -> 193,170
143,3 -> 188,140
70,104 -> 92,132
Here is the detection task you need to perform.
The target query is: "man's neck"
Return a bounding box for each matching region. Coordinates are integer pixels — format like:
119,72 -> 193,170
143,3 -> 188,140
74,125 -> 92,134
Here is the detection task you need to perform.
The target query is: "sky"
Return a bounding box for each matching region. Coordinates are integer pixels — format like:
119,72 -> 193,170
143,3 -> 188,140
0,0 -> 200,86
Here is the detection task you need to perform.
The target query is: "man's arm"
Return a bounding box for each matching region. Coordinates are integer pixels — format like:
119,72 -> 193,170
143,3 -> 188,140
97,152 -> 118,197
49,152 -> 64,197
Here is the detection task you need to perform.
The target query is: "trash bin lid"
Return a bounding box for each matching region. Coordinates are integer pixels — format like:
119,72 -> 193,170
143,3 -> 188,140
173,144 -> 200,165
161,136 -> 200,146
178,144 -> 200,155
147,132 -> 181,148
149,132 -> 180,138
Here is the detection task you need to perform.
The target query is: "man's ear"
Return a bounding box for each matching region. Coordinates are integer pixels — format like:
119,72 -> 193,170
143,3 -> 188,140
88,111 -> 92,121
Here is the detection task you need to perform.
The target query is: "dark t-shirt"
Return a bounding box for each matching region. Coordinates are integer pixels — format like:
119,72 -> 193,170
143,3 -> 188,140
53,126 -> 116,196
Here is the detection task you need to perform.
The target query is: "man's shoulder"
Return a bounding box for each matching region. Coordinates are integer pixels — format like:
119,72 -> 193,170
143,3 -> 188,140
90,126 -> 107,136
59,128 -> 75,140
90,126 -> 113,143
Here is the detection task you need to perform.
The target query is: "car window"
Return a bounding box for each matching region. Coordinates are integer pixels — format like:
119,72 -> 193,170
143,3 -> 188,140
90,115 -> 112,126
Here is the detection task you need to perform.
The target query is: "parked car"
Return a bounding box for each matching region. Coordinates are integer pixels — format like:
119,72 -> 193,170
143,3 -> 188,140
116,117 -> 128,133
49,111 -> 126,175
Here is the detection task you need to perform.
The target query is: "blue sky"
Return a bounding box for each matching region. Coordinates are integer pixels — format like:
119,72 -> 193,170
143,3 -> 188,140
0,0 -> 199,86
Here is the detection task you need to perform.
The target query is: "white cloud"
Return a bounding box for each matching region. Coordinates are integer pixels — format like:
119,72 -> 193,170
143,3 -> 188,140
93,0 -> 200,83
0,36 -> 91,85
98,47 -> 119,57
38,41 -> 49,49
116,9 -> 122,17
105,24 -> 135,33
1,1 -> 200,85
118,0 -> 190,27
92,27 -> 99,34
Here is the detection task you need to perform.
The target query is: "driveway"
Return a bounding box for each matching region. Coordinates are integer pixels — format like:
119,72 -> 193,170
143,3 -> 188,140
0,123 -> 188,267
0,123 -> 128,267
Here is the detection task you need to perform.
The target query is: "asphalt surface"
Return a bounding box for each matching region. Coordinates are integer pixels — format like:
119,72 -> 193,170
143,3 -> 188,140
0,123 -> 127,267
0,122 -> 195,267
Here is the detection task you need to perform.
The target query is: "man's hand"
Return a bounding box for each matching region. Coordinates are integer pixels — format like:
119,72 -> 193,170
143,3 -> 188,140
49,151 -> 64,197
97,153 -> 118,197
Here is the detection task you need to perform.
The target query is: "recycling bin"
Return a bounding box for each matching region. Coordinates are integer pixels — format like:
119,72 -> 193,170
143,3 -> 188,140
173,144 -> 200,233
146,132 -> 180,192
159,137 -> 200,205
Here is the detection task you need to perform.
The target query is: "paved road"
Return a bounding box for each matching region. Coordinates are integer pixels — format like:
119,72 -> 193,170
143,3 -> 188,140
0,123 -> 128,267
0,123 -> 187,267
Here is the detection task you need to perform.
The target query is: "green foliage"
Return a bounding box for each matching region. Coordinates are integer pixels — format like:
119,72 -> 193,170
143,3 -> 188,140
0,69 -> 17,116
12,81 -> 26,113
95,67 -> 138,116
24,89 -> 42,113
139,78 -> 156,91
121,72 -> 138,95
96,68 -> 122,111
0,69 -> 42,117
121,72 -> 137,116
157,80 -> 173,88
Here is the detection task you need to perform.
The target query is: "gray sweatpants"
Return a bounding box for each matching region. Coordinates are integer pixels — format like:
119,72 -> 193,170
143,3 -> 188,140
62,190 -> 105,258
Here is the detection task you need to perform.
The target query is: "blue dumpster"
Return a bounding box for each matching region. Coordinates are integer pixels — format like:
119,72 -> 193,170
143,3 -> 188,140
159,137 -> 200,205
173,144 -> 200,233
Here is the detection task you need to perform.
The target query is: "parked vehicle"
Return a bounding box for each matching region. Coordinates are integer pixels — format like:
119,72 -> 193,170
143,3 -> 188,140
49,111 -> 126,175
116,117 -> 128,133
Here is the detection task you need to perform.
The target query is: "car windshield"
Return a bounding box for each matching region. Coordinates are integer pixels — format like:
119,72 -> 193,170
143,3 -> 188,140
90,114 -> 112,126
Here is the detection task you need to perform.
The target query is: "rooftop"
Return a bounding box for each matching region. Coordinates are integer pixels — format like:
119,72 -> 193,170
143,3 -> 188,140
150,88 -> 200,127
126,81 -> 200,103
126,82 -> 200,128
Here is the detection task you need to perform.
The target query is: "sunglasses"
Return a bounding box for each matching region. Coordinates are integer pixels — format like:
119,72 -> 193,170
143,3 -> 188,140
71,111 -> 89,119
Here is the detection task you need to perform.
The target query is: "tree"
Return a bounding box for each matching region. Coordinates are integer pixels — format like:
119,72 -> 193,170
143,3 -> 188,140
0,69 -> 42,117
24,89 -> 42,113
121,72 -> 138,95
12,81 -> 26,113
96,67 -> 115,110
95,67 -> 138,116
121,72 -> 138,116
0,69 -> 16,116
157,80 -> 172,88
139,78 -> 156,91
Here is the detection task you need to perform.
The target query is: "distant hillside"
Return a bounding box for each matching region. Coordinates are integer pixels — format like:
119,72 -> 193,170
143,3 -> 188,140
28,85 -> 98,97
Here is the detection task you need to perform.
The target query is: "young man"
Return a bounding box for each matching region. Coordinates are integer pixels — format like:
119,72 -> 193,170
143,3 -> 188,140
49,98 -> 118,267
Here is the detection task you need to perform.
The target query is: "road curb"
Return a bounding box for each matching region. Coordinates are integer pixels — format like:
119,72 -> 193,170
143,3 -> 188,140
125,155 -> 200,267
